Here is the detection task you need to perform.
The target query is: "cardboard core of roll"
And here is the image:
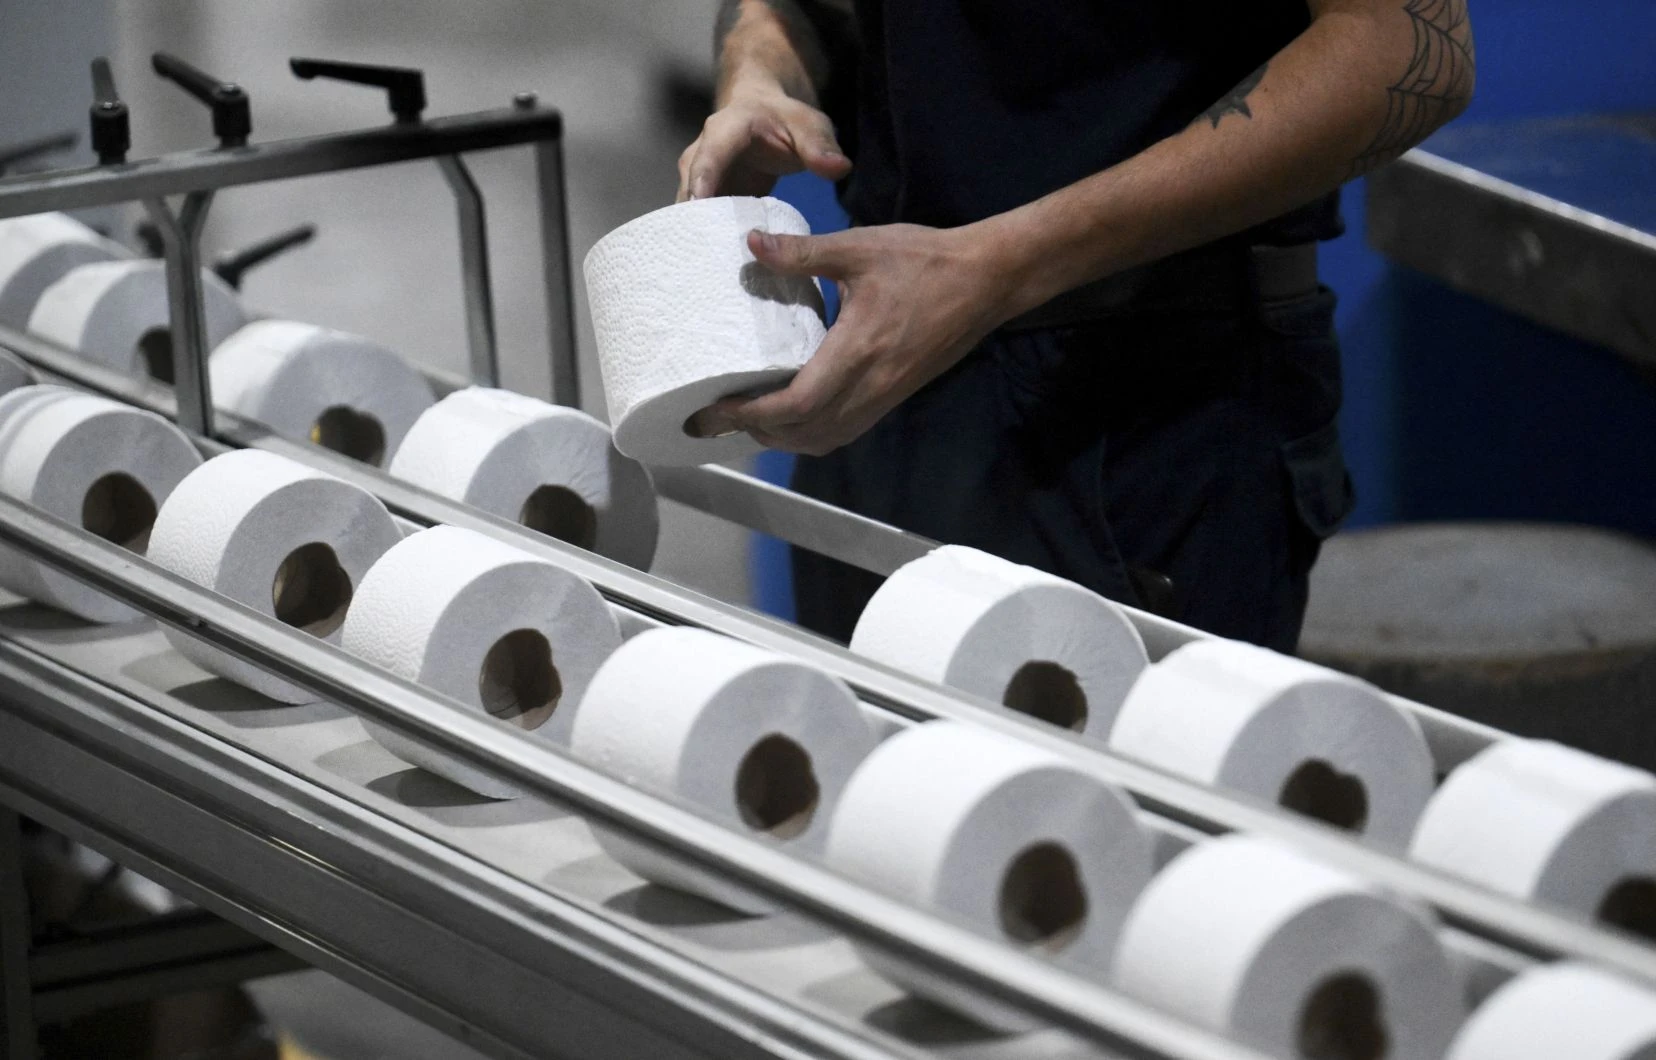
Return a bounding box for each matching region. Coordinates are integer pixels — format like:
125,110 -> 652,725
81,472 -> 158,553
310,406 -> 387,466
1296,971 -> 1388,1060
997,841 -> 1088,952
1598,875 -> 1656,943
518,485 -> 598,551
734,734 -> 819,839
1278,759 -> 1370,832
477,628 -> 560,731
137,327 -> 174,384
1001,660 -> 1089,731
271,541 -> 353,637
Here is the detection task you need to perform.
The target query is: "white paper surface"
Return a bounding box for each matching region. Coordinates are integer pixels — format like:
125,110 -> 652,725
585,196 -> 825,465
148,449 -> 403,701
345,524 -> 622,799
389,386 -> 658,570
0,385 -> 202,622
571,626 -> 875,912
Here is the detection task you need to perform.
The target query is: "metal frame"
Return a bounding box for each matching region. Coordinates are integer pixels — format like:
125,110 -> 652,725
3,321 -> 1651,990
0,99 -> 579,427
0,93 -> 1648,1057
0,490 -> 1272,1060
1367,147 -> 1656,373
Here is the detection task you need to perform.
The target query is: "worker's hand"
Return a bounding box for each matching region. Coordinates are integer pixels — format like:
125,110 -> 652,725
688,224 -> 1015,455
677,81 -> 852,201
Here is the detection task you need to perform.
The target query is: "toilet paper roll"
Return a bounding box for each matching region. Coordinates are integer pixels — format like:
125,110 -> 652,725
570,626 -> 875,911
211,320 -> 434,467
148,449 -> 402,702
0,385 -> 202,622
0,213 -> 128,328
0,348 -> 37,398
585,196 -> 825,465
388,387 -> 658,569
850,545 -> 1148,739
1446,962 -> 1656,1060
1113,834 -> 1464,1060
345,524 -> 622,798
1108,639 -> 1434,847
28,259 -> 245,379
827,720 -> 1155,1029
1410,739 -> 1656,936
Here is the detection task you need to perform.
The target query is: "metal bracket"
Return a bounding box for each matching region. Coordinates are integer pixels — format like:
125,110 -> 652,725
141,192 -> 216,436
436,155 -> 499,388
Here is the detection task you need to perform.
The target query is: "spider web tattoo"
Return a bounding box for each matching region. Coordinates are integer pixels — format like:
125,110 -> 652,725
1348,0 -> 1474,179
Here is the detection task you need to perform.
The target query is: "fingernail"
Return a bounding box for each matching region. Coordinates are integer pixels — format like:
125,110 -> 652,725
689,175 -> 710,200
753,231 -> 778,255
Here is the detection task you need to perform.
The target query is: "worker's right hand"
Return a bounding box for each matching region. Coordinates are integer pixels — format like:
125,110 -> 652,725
677,82 -> 851,201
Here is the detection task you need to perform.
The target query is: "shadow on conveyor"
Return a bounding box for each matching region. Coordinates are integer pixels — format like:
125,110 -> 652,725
0,601 -> 142,645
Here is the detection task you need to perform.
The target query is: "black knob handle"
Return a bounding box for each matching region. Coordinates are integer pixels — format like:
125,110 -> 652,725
213,223 -> 318,290
152,52 -> 251,148
289,57 -> 426,124
89,58 -> 130,165
0,130 -> 79,176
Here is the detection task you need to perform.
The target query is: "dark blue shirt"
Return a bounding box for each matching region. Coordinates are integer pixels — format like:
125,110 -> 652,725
813,0 -> 1342,245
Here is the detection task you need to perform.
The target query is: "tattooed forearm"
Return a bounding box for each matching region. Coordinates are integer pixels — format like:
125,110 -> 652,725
1347,0 -> 1475,179
1199,63 -> 1269,129
715,0 -> 831,93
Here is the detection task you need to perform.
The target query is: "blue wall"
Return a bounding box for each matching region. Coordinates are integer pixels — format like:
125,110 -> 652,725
1333,0 -> 1656,528
760,3 -> 1656,615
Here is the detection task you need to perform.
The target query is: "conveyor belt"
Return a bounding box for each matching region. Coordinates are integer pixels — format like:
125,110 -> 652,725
2,321 -> 1654,996
0,94 -> 1650,1059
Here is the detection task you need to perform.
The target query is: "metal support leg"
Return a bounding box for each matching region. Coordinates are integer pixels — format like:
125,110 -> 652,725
436,155 -> 499,388
142,192 -> 216,437
0,809 -> 37,1060
534,137 -> 579,408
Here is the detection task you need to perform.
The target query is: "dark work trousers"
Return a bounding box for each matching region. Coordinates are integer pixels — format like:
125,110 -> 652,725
790,284 -> 1357,653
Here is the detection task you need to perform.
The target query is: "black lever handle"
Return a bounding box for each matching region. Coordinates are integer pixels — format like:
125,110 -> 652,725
0,130 -> 79,175
152,52 -> 251,148
213,223 -> 318,289
289,57 -> 426,124
89,58 -> 130,165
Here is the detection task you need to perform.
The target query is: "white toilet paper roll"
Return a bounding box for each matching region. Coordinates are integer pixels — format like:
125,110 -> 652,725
148,449 -> 402,702
1113,834 -> 1464,1060
0,348 -> 37,398
1411,740 -> 1656,939
1447,962 -> 1656,1060
388,387 -> 658,569
0,213 -> 128,328
28,259 -> 245,380
0,385 -> 202,622
1108,639 -> 1434,847
849,545 -> 1148,739
345,524 -> 622,798
827,720 -> 1155,1029
570,626 -> 874,911
211,320 -> 434,467
585,196 -> 825,465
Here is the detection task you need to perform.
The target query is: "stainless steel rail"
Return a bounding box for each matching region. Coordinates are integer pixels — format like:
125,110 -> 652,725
0,490 -> 1270,1060
1,323 -> 1649,988
649,463 -> 1506,773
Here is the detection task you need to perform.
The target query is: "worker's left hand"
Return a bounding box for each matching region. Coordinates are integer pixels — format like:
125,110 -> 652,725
688,224 -> 1014,456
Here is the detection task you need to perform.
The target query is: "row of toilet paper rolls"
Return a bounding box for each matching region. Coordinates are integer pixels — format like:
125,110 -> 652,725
0,381 -> 1652,1056
0,212 -> 660,569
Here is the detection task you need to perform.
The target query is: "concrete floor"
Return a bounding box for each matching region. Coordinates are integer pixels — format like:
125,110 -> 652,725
8,4 -> 758,1057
